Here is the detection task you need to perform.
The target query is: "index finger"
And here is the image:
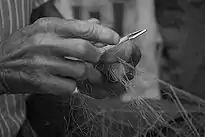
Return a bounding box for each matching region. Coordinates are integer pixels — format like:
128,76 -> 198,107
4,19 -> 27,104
33,18 -> 120,45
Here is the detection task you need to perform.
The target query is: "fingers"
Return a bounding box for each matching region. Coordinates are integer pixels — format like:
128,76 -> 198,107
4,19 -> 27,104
32,17 -> 120,45
56,38 -> 101,62
41,75 -> 77,95
33,56 -> 88,80
45,57 -> 102,83
0,69 -> 76,94
87,19 -> 106,48
1,56 -> 102,82
31,33 -> 102,63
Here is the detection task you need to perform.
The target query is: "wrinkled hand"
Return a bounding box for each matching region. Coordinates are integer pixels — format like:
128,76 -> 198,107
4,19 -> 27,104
0,18 -> 120,95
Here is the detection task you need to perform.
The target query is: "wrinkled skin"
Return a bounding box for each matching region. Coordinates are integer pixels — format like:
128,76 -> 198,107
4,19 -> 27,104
0,17 -> 123,95
0,17 -> 142,97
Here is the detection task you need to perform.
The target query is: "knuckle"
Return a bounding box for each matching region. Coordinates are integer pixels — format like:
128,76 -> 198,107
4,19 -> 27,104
34,18 -> 51,31
87,24 -> 96,38
77,21 -> 95,38
30,56 -> 42,66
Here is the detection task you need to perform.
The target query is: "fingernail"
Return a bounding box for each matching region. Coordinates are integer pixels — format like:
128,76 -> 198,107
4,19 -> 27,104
88,18 -> 100,24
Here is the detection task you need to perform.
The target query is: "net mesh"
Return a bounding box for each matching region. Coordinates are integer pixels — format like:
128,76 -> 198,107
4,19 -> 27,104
63,40 -> 205,137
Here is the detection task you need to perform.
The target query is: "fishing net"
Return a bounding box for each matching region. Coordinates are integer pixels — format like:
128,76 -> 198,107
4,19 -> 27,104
63,40 -> 205,137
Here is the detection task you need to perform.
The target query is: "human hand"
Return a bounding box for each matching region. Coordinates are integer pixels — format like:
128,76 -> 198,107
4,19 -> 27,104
0,18 -> 120,95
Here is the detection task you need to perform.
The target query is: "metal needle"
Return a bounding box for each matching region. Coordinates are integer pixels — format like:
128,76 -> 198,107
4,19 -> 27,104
73,29 -> 147,94
119,29 -> 147,44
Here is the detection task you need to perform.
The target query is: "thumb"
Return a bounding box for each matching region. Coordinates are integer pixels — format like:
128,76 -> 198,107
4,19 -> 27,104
100,40 -> 133,63
100,40 -> 141,67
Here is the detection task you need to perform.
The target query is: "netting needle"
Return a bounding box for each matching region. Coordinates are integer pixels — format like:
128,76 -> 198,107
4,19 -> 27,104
119,29 -> 147,44
100,29 -> 147,53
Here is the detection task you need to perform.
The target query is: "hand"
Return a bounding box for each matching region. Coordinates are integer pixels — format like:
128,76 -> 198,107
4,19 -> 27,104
0,18 -> 120,95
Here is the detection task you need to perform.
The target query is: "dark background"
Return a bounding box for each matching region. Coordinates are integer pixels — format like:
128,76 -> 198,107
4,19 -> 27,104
157,0 -> 205,99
